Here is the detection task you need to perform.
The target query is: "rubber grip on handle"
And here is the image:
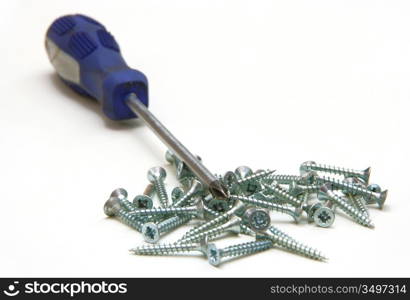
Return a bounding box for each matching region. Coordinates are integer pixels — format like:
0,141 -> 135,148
45,14 -> 148,120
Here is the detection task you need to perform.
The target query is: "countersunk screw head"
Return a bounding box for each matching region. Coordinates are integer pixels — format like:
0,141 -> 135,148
142,222 -> 160,243
244,207 -> 271,232
300,161 -> 317,174
133,195 -> 153,209
312,206 -> 335,228
235,166 -> 253,179
165,150 -> 175,164
104,197 -> 121,217
301,171 -> 318,185
207,243 -> 221,266
110,188 -> 128,200
147,167 -> 167,182
171,187 -> 185,202
367,183 -> 381,193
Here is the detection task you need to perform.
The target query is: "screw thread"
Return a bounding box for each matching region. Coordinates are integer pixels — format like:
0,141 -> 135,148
231,195 -> 298,221
236,170 -> 275,185
220,240 -> 273,258
181,203 -> 245,239
347,194 -> 369,217
129,206 -> 197,217
316,176 -> 381,203
172,190 -> 195,208
267,226 -> 295,241
262,184 -> 303,207
264,174 -> 304,185
266,227 -> 326,261
158,215 -> 192,234
130,243 -> 200,255
154,179 -> 169,207
323,189 -> 373,227
116,210 -> 144,232
178,218 -> 241,244
119,199 -> 137,211
303,162 -> 367,181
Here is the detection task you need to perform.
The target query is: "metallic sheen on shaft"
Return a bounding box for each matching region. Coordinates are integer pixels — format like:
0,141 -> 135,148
126,94 -> 227,198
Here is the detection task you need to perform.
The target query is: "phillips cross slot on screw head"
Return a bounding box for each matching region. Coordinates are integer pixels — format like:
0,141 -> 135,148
45,14 -> 228,200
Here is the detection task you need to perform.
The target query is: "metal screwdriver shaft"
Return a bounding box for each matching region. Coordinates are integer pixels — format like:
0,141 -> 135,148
126,93 -> 228,199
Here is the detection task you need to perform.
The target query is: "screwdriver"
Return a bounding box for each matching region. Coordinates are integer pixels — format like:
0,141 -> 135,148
45,14 -> 228,199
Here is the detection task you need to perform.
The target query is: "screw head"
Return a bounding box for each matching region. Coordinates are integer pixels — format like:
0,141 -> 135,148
207,198 -> 229,213
171,187 -> 185,202
147,167 -> 166,182
313,206 -> 335,228
165,150 -> 176,164
189,179 -> 203,195
133,195 -> 153,209
207,243 -> 221,266
300,161 -> 316,174
234,166 -> 253,179
142,222 -> 160,243
104,197 -> 121,217
367,183 -> 381,193
301,170 -> 318,185
244,207 -> 271,232
110,188 -> 128,200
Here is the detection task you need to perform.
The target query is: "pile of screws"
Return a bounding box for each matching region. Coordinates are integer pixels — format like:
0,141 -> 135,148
104,151 -> 388,266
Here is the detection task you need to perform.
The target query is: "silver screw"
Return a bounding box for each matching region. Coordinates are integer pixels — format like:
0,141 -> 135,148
234,166 -> 253,179
316,175 -> 387,209
130,238 -> 208,256
110,188 -> 137,211
180,202 -> 247,239
129,201 -> 205,218
259,226 -> 327,261
261,182 -> 304,208
303,202 -> 335,228
230,194 -> 302,223
133,195 -> 153,209
177,216 -> 243,244
300,161 -> 371,184
365,183 -> 382,205
141,215 -> 193,243
171,179 -> 203,207
243,207 -> 271,231
147,167 -> 169,208
319,183 -> 374,228
104,197 -> 144,232
343,177 -> 370,217
171,187 -> 185,203
234,170 -> 275,195
207,239 -> 273,266
263,173 -> 317,186
288,182 -> 320,197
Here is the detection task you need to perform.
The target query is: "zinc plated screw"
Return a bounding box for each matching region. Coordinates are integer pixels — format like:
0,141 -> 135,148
133,195 -> 153,209
319,183 -> 374,228
104,197 -> 144,232
303,202 -> 335,228
207,239 -> 274,266
177,216 -> 243,244
300,161 -> 371,184
288,182 -> 320,197
316,175 -> 387,209
230,194 -> 302,223
129,201 -> 205,219
263,173 -> 317,186
259,227 -> 327,261
130,238 -> 208,256
181,202 -> 247,239
234,166 -> 253,179
343,177 -> 369,217
171,179 -> 203,208
142,215 -> 193,243
110,188 -> 136,212
147,167 -> 169,208
171,187 -> 185,203
261,183 -> 304,208
243,207 -> 271,231
235,169 -> 276,190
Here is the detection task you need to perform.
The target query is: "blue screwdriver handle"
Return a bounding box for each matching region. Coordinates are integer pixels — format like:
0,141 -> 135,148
45,14 -> 148,120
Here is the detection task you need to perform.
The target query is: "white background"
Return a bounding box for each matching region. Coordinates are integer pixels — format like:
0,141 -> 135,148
0,0 -> 409,277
